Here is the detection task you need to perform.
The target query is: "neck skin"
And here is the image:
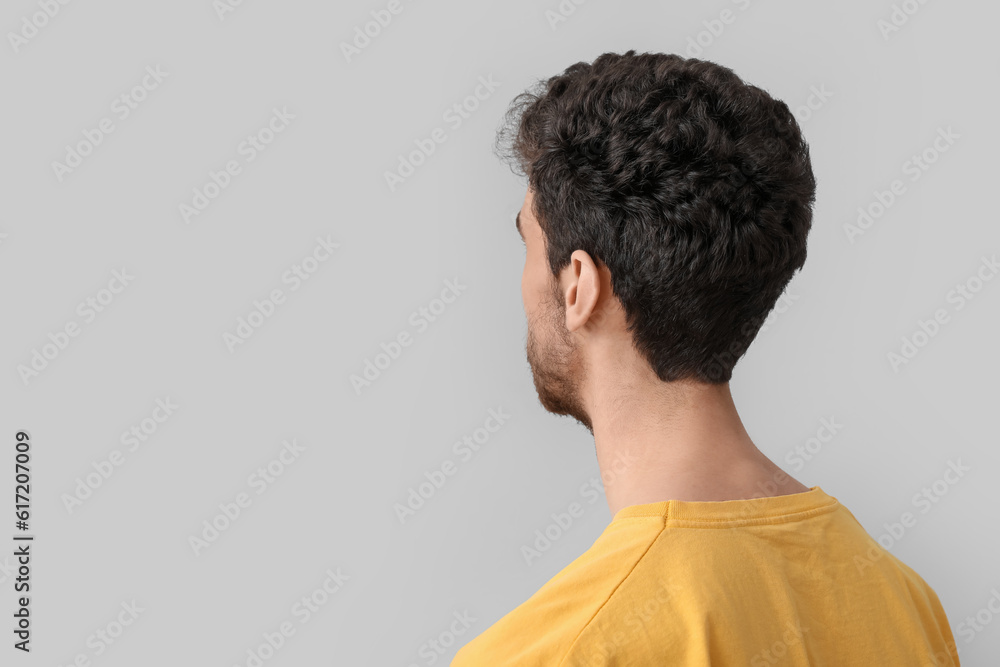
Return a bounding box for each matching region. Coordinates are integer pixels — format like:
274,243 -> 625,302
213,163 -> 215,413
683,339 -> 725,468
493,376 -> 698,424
583,330 -> 810,516
536,216 -> 811,517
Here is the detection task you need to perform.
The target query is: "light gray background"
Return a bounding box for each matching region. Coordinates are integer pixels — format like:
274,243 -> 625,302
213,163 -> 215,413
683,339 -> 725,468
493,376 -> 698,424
1,0 -> 997,665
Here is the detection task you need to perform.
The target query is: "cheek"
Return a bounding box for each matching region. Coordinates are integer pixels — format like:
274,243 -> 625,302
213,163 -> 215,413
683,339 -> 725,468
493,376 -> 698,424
521,250 -> 533,310
522,271 -> 534,319
521,263 -> 528,309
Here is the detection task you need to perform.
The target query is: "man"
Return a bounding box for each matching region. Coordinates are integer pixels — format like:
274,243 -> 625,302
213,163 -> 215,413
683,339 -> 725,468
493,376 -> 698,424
452,51 -> 959,665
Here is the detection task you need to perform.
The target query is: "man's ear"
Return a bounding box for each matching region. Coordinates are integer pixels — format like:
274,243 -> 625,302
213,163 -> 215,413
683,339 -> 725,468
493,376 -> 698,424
560,249 -> 602,333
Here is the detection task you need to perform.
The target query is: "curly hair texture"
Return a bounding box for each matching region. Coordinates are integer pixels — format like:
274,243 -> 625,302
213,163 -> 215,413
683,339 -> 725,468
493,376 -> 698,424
496,50 -> 817,384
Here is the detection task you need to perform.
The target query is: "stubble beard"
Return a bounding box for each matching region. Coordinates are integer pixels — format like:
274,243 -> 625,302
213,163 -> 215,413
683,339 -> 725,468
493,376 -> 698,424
525,283 -> 593,433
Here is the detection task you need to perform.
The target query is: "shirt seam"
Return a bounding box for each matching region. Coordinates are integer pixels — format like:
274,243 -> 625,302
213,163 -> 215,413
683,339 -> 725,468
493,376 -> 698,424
666,502 -> 841,527
617,499 -> 840,525
555,514 -> 669,667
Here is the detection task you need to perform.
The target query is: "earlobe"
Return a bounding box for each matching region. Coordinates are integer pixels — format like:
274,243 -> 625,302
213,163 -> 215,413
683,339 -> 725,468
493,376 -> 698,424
564,250 -> 602,332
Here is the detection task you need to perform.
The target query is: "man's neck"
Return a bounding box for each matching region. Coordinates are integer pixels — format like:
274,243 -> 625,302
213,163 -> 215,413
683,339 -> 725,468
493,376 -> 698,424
586,372 -> 809,516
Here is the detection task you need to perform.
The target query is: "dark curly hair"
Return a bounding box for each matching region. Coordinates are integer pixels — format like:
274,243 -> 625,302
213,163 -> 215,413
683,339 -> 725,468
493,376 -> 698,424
496,50 -> 817,383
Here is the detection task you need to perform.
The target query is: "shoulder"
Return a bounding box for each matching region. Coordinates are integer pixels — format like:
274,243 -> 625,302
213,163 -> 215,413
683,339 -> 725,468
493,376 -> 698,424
452,517 -> 667,666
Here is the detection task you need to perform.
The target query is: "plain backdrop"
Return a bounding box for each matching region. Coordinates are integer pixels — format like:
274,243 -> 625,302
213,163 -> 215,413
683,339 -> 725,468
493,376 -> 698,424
1,0 -> 997,665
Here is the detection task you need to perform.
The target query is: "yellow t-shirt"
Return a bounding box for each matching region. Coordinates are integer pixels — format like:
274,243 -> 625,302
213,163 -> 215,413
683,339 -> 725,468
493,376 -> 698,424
452,486 -> 959,666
